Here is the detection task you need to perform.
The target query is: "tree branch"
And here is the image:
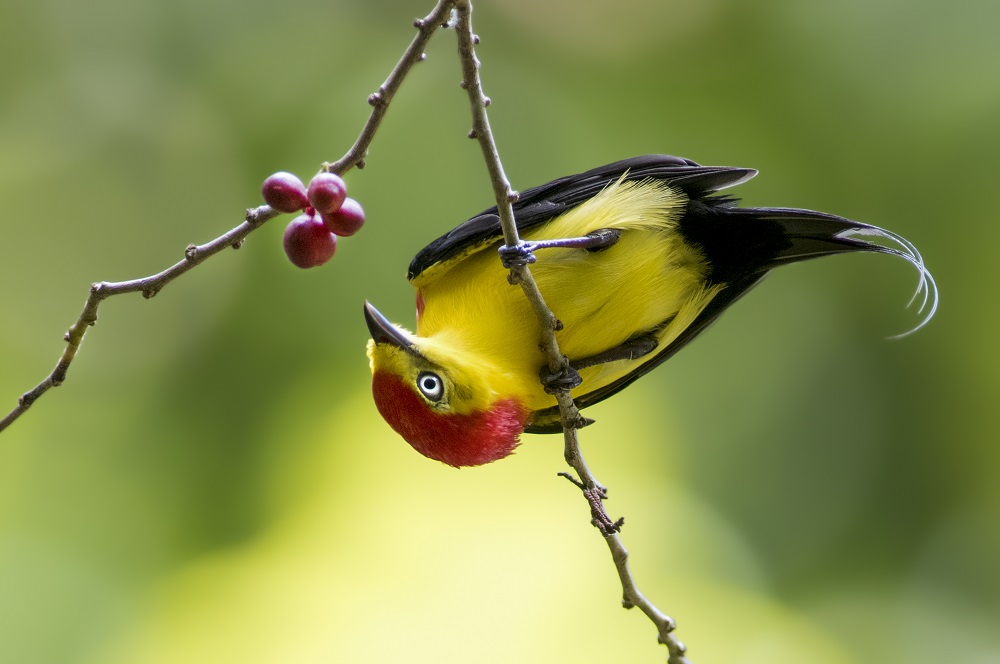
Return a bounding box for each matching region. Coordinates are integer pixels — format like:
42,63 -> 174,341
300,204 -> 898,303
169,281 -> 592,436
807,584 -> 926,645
0,207 -> 277,433
0,0 -> 455,435
324,0 -> 456,175
453,2 -> 691,661
3,2 -> 696,660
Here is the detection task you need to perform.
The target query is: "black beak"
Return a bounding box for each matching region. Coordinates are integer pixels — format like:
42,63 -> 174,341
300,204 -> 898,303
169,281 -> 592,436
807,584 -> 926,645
364,301 -> 415,352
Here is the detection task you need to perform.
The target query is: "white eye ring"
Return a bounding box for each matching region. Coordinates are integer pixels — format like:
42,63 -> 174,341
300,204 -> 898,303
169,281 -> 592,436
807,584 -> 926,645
416,372 -> 444,402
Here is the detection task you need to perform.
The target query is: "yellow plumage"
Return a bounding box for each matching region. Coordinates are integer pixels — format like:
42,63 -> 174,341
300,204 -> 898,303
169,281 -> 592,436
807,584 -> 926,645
365,154 -> 936,467
402,178 -> 721,414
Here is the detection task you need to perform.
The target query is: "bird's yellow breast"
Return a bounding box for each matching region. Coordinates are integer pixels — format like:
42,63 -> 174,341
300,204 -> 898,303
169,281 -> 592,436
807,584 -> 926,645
411,178 -> 723,413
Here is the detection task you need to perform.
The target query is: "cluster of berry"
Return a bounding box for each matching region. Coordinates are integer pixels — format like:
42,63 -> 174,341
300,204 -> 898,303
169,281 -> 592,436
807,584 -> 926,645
261,171 -> 366,268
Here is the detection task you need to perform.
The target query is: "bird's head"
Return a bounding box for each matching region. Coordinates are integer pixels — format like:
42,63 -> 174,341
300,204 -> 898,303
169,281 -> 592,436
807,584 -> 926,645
364,302 -> 529,468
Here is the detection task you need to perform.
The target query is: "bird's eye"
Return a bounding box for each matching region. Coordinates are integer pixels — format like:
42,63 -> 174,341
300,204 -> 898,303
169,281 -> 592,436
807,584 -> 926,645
416,372 -> 444,402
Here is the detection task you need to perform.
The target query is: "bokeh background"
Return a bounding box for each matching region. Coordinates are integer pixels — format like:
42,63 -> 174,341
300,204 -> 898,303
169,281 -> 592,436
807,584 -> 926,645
1,1 -> 997,662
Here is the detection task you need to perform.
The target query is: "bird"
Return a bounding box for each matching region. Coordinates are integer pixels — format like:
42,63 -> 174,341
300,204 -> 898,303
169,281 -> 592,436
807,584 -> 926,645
364,155 -> 936,468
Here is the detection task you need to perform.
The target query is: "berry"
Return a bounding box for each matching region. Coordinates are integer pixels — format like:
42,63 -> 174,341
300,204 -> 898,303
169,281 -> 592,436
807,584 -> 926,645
321,197 -> 366,237
283,212 -> 337,268
307,172 -> 348,214
261,172 -> 309,213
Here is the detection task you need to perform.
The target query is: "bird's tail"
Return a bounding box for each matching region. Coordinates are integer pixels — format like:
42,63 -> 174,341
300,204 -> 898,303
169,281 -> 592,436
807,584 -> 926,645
529,200 -> 939,433
679,202 -> 938,338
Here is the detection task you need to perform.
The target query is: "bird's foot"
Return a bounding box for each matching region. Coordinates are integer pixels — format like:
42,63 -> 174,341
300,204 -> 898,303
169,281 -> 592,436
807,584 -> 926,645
540,364 -> 582,394
498,241 -> 538,269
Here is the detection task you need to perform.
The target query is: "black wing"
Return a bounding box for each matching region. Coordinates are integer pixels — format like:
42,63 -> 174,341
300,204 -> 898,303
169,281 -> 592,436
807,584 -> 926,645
526,203 -> 934,433
406,155 -> 757,280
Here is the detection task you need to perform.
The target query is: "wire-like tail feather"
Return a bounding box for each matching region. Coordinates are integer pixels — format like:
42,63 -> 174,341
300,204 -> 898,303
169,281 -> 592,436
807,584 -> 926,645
682,204 -> 938,337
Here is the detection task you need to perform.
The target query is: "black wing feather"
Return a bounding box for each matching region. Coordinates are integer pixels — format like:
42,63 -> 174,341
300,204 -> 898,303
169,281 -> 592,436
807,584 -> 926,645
407,155 -> 756,280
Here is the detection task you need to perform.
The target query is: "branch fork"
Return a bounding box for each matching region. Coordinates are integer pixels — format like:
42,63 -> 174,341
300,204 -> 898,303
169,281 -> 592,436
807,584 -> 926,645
0,0 -> 452,434
558,472 -> 624,536
1,2 -> 694,661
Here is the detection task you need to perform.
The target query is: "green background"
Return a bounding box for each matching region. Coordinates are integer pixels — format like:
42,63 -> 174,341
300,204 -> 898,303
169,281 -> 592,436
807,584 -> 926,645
1,1 -> 997,662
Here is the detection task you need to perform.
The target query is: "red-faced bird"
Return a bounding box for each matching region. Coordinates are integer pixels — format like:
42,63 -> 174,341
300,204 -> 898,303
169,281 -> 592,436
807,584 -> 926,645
365,155 -> 936,467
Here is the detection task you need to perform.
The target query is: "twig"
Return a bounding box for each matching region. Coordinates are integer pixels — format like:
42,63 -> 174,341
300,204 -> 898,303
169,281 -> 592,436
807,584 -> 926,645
0,207 -> 276,433
4,2 -> 694,659
324,0 -> 456,174
453,2 -> 691,661
0,0 -> 455,435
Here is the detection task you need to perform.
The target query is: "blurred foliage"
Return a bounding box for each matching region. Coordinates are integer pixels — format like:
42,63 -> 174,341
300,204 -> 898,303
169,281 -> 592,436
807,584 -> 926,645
0,0 -> 997,662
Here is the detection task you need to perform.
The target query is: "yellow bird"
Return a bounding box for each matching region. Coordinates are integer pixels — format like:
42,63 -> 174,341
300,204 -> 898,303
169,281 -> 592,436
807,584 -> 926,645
365,155 -> 936,467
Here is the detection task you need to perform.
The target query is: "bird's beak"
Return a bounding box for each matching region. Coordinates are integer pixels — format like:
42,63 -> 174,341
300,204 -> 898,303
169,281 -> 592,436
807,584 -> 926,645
364,301 -> 417,353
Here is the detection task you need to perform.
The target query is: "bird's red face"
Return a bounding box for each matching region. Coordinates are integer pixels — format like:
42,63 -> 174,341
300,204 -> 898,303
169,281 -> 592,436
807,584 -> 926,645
371,370 -> 528,468
365,301 -> 530,468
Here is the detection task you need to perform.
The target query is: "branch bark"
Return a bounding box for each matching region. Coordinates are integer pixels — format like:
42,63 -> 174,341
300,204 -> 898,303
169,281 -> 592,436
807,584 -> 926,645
1,2 -> 695,661
0,0 -> 455,435
324,0 -> 455,175
453,2 -> 691,661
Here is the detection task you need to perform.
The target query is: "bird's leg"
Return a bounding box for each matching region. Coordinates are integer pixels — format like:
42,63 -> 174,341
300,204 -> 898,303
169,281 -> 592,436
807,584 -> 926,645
499,228 -> 621,268
539,335 -> 657,394
530,228 -> 622,253
569,334 -> 659,371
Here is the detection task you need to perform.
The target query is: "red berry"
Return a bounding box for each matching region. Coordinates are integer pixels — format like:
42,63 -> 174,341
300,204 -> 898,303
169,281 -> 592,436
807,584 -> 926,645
283,212 -> 337,268
262,172 -> 309,213
307,172 -> 348,214
321,197 -> 366,237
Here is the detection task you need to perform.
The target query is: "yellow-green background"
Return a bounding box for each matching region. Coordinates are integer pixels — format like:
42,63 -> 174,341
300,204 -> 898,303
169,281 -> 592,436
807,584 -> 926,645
1,1 -> 996,662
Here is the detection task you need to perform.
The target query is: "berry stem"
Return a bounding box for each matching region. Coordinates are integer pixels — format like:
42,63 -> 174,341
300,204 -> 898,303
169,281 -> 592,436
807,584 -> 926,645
0,1 -> 458,434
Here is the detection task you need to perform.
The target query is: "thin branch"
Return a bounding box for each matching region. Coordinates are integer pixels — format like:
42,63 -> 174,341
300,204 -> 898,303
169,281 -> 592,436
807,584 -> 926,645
0,207 -> 276,433
324,0 -> 457,175
5,2 -> 695,659
453,2 -> 691,661
0,1 -> 455,435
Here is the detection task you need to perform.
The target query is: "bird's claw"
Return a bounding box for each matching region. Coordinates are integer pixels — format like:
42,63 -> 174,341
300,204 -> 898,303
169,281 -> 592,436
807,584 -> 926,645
498,241 -> 537,269
540,364 -> 582,394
